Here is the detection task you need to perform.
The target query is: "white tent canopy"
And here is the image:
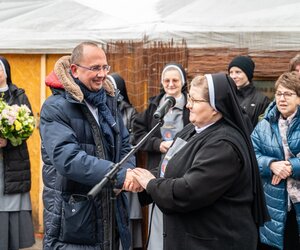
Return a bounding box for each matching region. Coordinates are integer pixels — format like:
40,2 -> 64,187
0,0 -> 300,53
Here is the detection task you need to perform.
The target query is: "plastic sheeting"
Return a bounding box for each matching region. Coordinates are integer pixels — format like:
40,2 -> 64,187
0,0 -> 300,53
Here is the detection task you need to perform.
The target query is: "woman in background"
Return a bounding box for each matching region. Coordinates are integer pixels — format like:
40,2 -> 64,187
133,63 -> 190,249
0,56 -> 35,250
107,73 -> 137,145
107,73 -> 142,250
228,55 -> 270,128
252,71 -> 300,250
289,54 -> 300,74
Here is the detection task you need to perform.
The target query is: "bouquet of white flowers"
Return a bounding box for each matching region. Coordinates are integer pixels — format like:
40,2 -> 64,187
0,98 -> 35,146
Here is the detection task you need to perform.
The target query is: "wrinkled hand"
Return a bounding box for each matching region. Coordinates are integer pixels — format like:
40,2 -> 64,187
132,168 -> 156,189
159,140 -> 173,153
0,137 -> 7,148
270,161 -> 292,179
271,175 -> 282,185
122,169 -> 144,192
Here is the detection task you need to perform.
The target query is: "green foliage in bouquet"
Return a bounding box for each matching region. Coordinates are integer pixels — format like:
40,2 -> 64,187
0,98 -> 35,146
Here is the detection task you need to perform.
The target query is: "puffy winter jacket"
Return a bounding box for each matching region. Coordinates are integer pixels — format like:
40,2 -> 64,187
40,56 -> 135,250
251,101 -> 300,249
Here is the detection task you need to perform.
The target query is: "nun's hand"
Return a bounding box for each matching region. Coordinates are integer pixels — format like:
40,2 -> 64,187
0,138 -> 7,148
132,168 -> 155,189
160,140 -> 173,153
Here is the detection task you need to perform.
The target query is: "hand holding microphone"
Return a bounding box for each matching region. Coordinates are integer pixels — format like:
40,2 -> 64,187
153,96 -> 176,119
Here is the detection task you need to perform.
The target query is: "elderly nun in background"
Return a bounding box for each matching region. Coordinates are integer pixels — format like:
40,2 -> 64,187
128,73 -> 269,250
133,63 -> 190,249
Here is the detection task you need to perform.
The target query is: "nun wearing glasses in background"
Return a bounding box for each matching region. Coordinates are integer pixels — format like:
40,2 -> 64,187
252,71 -> 300,250
129,73 -> 269,250
133,63 -> 190,250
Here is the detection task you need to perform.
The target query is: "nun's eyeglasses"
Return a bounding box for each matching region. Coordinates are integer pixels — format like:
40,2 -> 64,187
187,94 -> 208,107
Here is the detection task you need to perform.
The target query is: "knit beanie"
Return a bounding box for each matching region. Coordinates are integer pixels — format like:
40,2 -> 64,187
228,56 -> 255,82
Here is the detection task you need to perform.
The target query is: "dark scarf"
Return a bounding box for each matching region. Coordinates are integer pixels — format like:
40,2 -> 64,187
74,78 -> 119,153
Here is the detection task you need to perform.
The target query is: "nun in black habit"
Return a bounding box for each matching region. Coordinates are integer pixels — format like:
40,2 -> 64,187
129,73 -> 269,250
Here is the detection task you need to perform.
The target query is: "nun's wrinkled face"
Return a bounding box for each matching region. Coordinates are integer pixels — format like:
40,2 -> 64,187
0,65 -> 6,86
229,66 -> 249,89
275,84 -> 300,118
187,85 -> 218,128
162,69 -> 183,98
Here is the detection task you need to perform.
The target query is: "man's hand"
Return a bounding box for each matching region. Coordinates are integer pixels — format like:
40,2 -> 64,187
122,169 -> 144,192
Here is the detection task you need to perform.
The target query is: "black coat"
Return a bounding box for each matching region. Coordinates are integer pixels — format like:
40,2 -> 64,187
237,83 -> 270,128
2,83 -> 32,194
118,100 -> 137,145
133,92 -> 190,170
143,120 -> 258,250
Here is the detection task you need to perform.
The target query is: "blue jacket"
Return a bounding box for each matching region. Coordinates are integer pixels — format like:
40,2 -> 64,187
251,101 -> 300,249
40,57 -> 135,250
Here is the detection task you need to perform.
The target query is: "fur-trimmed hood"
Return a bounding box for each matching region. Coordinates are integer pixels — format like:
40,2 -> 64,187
46,55 -> 115,102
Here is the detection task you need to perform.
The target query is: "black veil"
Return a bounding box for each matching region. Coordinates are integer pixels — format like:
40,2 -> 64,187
207,73 -> 269,226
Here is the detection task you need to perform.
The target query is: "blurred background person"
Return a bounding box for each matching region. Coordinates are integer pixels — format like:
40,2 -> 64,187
107,73 -> 137,145
288,54 -> 300,74
252,71 -> 300,250
106,73 -> 142,250
130,73 -> 269,250
133,63 -> 190,249
228,55 -> 270,128
0,56 -> 35,250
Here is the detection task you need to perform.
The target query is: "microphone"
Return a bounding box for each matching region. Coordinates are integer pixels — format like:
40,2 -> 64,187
153,96 -> 176,119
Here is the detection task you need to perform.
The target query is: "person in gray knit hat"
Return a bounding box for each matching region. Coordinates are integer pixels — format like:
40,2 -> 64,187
228,55 -> 270,129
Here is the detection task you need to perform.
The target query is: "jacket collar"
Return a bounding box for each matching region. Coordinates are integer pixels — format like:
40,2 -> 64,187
237,82 -> 255,97
52,55 -> 114,102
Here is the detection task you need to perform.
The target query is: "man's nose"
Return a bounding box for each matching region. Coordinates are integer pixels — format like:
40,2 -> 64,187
96,71 -> 106,77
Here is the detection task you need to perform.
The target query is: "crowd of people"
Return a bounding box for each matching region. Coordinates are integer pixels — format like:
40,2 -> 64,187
0,44 -> 299,250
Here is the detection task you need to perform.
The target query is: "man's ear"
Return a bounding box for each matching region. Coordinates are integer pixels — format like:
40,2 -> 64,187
70,64 -> 78,78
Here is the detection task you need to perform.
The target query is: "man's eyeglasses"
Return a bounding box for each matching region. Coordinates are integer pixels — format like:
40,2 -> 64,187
275,91 -> 297,99
187,94 -> 208,107
75,64 -> 111,73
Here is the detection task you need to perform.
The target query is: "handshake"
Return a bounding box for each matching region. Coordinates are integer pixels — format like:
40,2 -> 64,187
122,168 -> 155,192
